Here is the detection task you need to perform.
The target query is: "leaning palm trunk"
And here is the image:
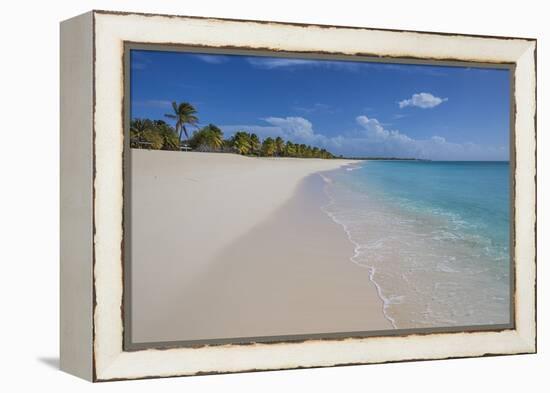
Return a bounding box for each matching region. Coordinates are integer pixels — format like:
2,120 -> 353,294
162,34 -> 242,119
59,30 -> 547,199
165,101 -> 199,150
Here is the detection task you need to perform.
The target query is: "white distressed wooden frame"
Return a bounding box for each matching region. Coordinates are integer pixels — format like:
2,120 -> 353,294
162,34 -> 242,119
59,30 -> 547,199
60,10 -> 536,382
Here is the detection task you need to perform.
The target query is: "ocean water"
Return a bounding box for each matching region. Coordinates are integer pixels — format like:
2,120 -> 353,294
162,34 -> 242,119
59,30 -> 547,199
320,161 -> 511,329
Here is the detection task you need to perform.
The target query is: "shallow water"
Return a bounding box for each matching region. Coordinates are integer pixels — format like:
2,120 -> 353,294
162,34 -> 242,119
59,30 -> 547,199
321,161 -> 511,329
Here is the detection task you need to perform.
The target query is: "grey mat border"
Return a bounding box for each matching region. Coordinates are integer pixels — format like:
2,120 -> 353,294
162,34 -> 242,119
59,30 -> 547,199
122,42 -> 516,352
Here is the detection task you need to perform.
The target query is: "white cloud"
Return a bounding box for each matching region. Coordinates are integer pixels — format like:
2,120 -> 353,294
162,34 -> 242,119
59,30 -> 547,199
293,103 -> 333,114
220,115 -> 507,161
351,116 -> 506,160
398,92 -> 448,109
246,57 -> 359,71
192,54 -> 230,64
247,58 -> 317,69
263,117 -> 320,141
221,116 -> 328,145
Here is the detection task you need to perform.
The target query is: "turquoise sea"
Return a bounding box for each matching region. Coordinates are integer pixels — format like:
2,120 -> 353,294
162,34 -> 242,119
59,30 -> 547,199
321,161 -> 511,329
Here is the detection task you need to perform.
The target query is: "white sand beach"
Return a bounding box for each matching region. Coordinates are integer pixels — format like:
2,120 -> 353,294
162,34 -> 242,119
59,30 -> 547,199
130,149 -> 392,343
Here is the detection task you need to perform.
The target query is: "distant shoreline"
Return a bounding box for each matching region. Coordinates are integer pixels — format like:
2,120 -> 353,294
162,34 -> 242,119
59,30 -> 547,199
338,156 -> 430,161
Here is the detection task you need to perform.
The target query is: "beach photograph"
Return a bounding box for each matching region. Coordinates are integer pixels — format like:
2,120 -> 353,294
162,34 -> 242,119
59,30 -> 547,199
127,49 -> 511,345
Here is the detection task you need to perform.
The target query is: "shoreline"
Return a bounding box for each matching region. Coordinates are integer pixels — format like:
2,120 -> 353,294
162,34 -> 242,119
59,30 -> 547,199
130,150 -> 390,343
318,171 -> 398,329
319,161 -> 511,328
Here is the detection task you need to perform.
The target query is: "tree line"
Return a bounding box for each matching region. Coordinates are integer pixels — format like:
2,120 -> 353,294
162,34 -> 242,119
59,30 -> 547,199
130,101 -> 335,159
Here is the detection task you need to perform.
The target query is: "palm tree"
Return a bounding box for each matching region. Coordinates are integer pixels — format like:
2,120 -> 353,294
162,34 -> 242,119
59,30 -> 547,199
130,118 -> 149,134
298,144 -> 307,157
319,148 -> 332,159
262,137 -> 276,156
232,131 -> 252,155
130,119 -> 151,147
249,133 -> 261,156
153,120 -> 180,151
164,101 -> 199,142
312,147 -> 320,158
189,124 -> 224,151
274,136 -> 285,156
204,124 -> 224,150
285,141 -> 296,157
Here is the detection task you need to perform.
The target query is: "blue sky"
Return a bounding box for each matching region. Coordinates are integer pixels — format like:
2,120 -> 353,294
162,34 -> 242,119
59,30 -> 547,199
130,50 -> 510,160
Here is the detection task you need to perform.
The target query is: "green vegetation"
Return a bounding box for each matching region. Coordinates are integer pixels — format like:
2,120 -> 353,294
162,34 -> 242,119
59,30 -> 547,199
261,137 -> 276,156
164,101 -> 199,141
130,119 -> 180,150
131,101 -> 336,159
188,124 -> 224,151
231,131 -> 253,155
249,133 -> 261,155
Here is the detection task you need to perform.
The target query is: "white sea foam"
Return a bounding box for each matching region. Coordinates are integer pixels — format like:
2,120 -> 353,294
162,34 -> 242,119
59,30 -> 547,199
345,166 -> 363,171
317,167 -> 510,330
319,173 -> 398,329
318,173 -> 333,184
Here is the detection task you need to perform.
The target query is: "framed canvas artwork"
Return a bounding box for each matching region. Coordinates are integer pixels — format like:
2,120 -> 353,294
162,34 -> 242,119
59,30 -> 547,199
60,10 -> 537,381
